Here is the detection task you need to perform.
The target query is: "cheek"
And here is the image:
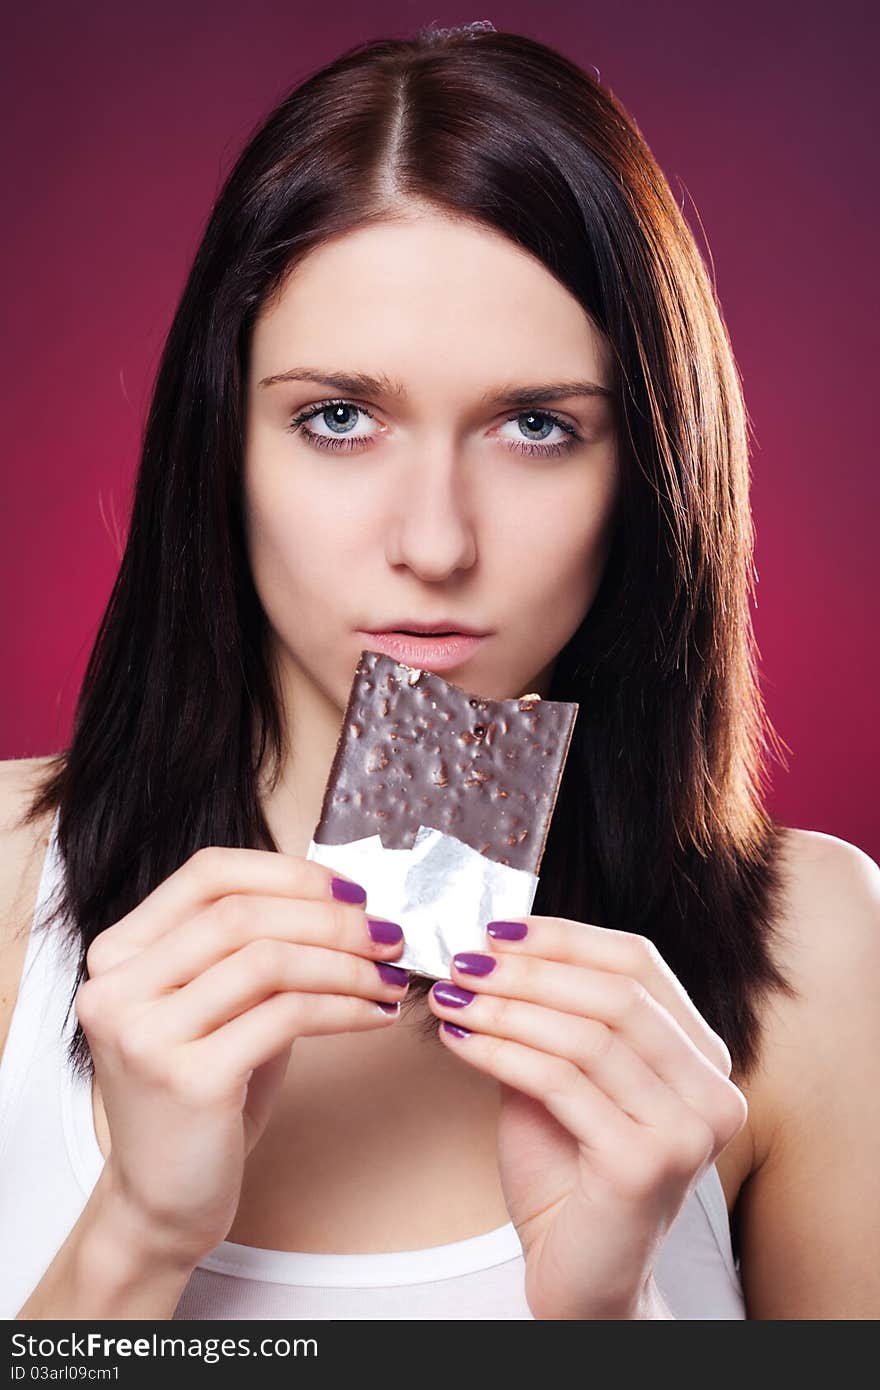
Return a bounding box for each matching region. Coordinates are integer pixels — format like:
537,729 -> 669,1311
243,453 -> 346,616
243,479 -> 384,692
503,469 -> 618,619
245,434 -> 372,557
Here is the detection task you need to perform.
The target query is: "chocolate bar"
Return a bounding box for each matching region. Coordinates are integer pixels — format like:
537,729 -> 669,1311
313,651 -> 578,874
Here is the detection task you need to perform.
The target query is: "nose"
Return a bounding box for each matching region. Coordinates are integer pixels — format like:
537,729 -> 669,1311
385,439 -> 477,581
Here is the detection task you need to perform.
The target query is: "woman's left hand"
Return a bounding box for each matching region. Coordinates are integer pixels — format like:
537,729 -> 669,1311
428,915 -> 748,1320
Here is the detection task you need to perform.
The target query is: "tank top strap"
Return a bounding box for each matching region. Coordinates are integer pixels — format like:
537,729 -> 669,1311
0,807 -> 68,1164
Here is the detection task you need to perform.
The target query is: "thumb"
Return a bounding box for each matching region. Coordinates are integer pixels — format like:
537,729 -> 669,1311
242,1045 -> 293,1152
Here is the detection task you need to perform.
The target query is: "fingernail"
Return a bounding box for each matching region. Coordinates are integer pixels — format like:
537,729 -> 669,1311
486,920 -> 528,940
368,918 -> 404,945
442,1021 -> 472,1038
377,1001 -> 400,1016
376,962 -> 409,988
431,980 -> 475,1008
331,876 -> 367,904
452,952 -> 496,976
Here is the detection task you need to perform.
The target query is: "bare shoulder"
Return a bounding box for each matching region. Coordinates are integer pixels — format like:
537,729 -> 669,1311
723,828 -> 878,1168
776,823 -> 880,901
768,825 -> 879,1009
0,756 -> 58,1056
752,826 -> 880,1126
736,825 -> 880,1316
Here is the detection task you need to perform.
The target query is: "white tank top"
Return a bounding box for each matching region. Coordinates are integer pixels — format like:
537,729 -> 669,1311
0,811 -> 747,1319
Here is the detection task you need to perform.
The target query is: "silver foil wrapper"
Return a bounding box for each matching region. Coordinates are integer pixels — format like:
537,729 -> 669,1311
307,825 -> 539,978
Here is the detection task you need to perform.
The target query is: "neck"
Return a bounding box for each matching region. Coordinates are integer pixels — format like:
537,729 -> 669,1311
257,646 -> 346,857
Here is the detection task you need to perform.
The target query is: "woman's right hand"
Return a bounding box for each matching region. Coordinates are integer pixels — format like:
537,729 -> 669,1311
74,845 -> 408,1269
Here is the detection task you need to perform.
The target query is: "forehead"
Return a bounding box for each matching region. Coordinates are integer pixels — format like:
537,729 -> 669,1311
249,214 -> 614,392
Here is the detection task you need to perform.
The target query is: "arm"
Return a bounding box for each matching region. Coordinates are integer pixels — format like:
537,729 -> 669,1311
15,1167 -> 199,1320
0,762 -> 198,1321
736,833 -> 880,1319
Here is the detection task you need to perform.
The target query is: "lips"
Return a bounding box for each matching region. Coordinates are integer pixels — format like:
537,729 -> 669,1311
368,619 -> 489,637
356,629 -> 490,673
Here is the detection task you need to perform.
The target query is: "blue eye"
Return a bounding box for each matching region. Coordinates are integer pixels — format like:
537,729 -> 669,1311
286,400 -> 582,456
286,400 -> 374,451
497,411 -> 579,456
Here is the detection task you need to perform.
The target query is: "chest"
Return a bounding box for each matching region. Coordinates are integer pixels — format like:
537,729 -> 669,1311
92,1067 -> 756,1259
91,1050 -> 514,1255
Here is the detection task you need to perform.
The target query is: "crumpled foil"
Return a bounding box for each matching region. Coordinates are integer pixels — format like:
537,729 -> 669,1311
307,825 -> 539,978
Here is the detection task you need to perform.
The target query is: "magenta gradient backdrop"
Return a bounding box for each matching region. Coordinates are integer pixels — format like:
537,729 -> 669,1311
2,3 -> 877,861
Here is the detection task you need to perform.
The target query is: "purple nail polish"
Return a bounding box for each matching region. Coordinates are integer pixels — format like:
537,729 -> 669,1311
431,980 -> 475,1008
486,920 -> 528,940
452,952 -> 496,976
377,1001 -> 400,1016
442,1021 -> 472,1038
368,918 -> 404,945
331,876 -> 367,904
376,962 -> 409,987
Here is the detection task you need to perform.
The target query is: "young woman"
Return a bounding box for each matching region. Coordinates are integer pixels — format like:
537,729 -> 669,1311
1,23 -> 877,1321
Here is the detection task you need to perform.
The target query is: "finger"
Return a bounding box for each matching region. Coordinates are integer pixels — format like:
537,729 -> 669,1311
436,1020 -> 641,1163
148,938 -> 410,1045
93,895 -> 405,1005
185,989 -> 401,1087
432,988 -> 725,1164
460,931 -> 730,1074
453,939 -> 728,1078
87,846 -> 370,971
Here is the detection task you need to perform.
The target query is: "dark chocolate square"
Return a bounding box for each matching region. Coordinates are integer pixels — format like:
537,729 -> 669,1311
312,651 -> 578,873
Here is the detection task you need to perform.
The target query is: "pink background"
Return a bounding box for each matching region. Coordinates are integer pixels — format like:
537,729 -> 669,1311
2,3 -> 877,861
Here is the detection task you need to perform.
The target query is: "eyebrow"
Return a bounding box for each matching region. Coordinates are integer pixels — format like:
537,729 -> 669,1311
257,366 -> 614,406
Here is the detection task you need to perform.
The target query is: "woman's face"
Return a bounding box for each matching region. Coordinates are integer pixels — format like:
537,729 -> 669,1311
243,210 -> 620,711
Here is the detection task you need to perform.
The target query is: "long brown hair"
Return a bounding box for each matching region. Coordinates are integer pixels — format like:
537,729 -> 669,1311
22,21 -> 796,1090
